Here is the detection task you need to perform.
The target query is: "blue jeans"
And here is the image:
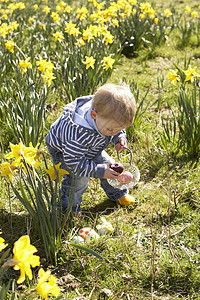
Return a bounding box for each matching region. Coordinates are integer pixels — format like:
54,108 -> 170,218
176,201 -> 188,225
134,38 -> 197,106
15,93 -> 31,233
46,144 -> 128,213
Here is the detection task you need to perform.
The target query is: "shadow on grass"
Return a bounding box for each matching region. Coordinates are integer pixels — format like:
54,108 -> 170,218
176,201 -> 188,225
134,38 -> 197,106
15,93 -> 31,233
83,198 -> 118,216
153,266 -> 200,298
142,152 -> 199,184
0,208 -> 32,245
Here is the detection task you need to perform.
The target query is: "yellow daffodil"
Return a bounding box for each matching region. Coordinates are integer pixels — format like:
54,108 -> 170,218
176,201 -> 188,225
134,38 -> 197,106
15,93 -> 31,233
16,2 -> 25,10
65,22 -> 80,37
111,19 -> 119,27
154,17 -> 159,24
22,143 -> 43,169
0,161 -> 19,181
191,10 -> 198,19
82,28 -> 94,41
39,24 -> 46,30
11,21 -> 19,31
64,5 -> 72,13
147,7 -> 155,19
51,12 -> 60,23
12,235 -> 40,284
33,4 -> 38,11
164,9 -> 172,18
41,69 -> 56,86
119,12 -> 126,19
56,1 -> 66,12
4,142 -> 25,162
28,17 -> 34,23
97,2 -> 105,10
103,32 -> 114,44
83,56 -> 96,69
76,7 -> 88,21
184,66 -> 200,83
43,6 -> 51,14
0,236 -> 8,252
168,69 -> 180,84
102,56 -> 115,70
75,37 -> 85,47
18,57 -> 32,74
5,39 -> 15,53
36,59 -> 54,73
24,143 -> 43,161
185,6 -> 191,13
36,268 -> 60,299
53,31 -> 64,42
139,13 -> 145,20
44,162 -> 69,183
0,23 -> 9,38
140,2 -> 151,13
129,0 -> 137,5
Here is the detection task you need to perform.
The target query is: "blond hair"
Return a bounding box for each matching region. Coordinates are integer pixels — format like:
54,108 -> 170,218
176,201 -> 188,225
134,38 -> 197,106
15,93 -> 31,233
92,83 -> 136,127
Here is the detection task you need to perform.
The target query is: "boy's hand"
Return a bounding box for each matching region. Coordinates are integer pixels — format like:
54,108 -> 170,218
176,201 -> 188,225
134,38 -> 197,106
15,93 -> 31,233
115,137 -> 126,152
103,164 -> 120,179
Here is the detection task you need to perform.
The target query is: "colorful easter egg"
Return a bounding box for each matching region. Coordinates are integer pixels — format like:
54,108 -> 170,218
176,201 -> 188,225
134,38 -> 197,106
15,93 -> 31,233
73,236 -> 85,244
79,227 -> 100,240
117,171 -> 133,184
96,217 -> 114,236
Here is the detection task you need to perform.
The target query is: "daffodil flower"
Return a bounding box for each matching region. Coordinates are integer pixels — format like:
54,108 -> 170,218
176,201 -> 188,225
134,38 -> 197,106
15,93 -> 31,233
76,7 -> 88,21
0,236 -> 8,252
12,235 -> 40,284
18,57 -> 32,74
0,161 -> 19,181
44,162 -> 69,183
51,12 -> 60,23
185,5 -> 191,13
41,69 -> 56,87
5,39 -> 15,53
65,22 -> 80,37
184,66 -> 200,83
154,17 -> 159,24
36,268 -> 60,299
103,32 -> 114,44
53,31 -> 64,42
83,56 -> 96,69
164,9 -> 172,18
64,5 -> 72,13
75,37 -> 85,47
24,142 -> 43,161
36,59 -> 54,73
168,69 -> 180,85
101,56 -> 115,70
43,6 -> 51,14
191,10 -> 198,19
4,142 -> 25,162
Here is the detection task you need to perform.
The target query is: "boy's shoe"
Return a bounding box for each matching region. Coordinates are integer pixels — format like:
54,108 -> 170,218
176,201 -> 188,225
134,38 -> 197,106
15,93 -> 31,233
116,194 -> 135,206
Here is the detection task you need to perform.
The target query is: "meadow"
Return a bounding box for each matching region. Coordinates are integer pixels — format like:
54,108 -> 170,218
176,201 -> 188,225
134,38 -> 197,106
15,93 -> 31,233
0,0 -> 200,299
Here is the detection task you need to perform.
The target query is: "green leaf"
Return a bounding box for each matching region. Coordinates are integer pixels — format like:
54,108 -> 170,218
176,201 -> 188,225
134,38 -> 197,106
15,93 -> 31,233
71,243 -> 103,260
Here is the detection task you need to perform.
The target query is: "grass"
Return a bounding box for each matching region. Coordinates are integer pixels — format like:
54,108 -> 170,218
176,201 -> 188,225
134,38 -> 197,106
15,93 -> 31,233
0,0 -> 200,299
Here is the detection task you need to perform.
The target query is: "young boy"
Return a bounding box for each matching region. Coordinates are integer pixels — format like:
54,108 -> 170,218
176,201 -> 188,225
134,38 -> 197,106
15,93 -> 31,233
45,83 -> 136,214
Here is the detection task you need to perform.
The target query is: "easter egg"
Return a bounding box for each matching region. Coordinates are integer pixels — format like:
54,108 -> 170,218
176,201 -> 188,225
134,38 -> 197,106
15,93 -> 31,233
117,171 -> 133,184
79,227 -> 100,240
109,163 -> 124,174
73,236 -> 85,244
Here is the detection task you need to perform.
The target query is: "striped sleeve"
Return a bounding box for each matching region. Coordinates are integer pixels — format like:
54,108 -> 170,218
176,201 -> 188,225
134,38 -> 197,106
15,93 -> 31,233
111,129 -> 127,145
62,139 -> 105,178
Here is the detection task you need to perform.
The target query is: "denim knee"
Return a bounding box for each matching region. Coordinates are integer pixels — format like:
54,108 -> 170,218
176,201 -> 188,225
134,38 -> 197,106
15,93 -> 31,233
61,174 -> 89,213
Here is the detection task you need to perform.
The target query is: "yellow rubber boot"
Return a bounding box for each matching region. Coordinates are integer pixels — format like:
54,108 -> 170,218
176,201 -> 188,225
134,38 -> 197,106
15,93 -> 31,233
116,194 -> 135,206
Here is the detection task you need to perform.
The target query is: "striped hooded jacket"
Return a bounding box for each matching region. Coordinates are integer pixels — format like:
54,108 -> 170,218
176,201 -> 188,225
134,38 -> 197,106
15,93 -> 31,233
45,96 -> 126,178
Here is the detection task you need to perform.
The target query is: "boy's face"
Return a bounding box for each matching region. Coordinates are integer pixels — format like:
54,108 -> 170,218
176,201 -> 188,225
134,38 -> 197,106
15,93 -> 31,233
90,110 -> 124,136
